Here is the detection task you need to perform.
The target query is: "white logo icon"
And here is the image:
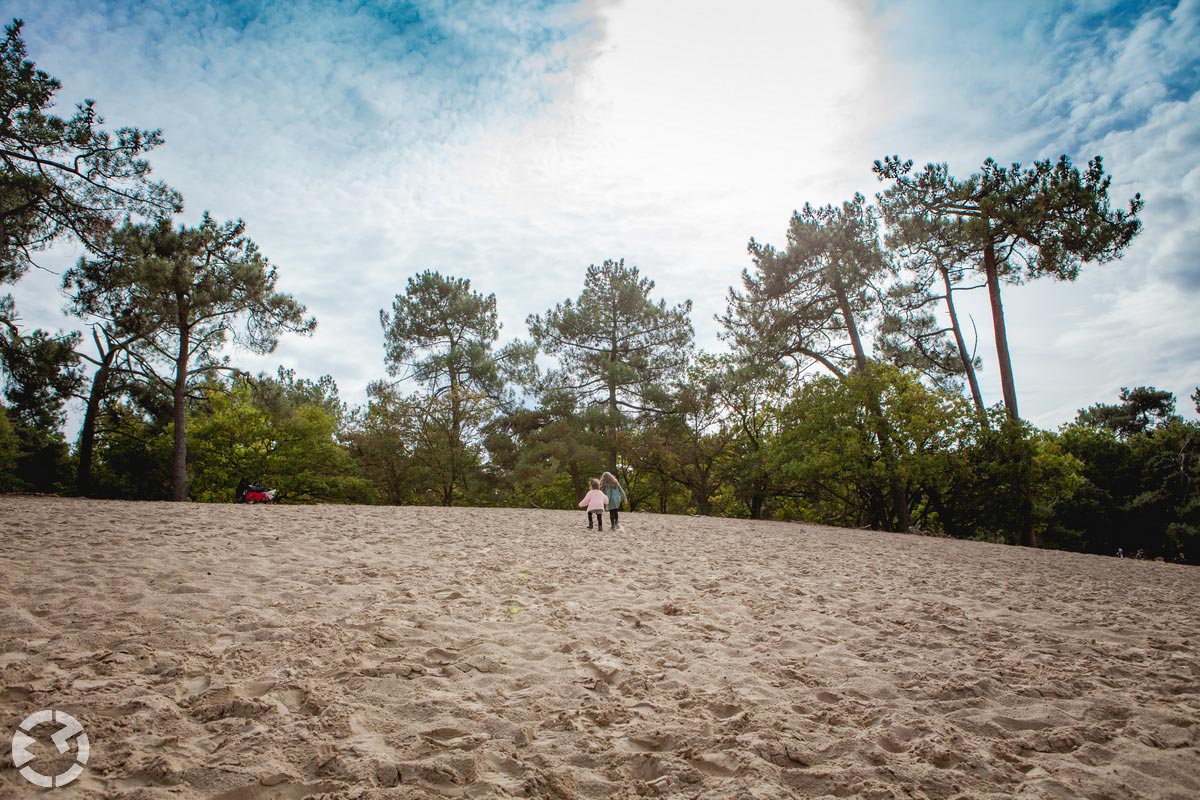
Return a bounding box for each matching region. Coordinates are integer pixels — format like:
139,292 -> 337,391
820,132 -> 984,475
12,710 -> 90,788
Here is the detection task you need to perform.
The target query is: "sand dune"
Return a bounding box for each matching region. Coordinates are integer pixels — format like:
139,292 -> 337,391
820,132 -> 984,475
1,495 -> 1197,799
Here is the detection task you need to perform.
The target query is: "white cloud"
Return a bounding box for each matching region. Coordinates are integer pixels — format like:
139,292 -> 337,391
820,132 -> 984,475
870,0 -> 1200,423
4,0 -> 1197,432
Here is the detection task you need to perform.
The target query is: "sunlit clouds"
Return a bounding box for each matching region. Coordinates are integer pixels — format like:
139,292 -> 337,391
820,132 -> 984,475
7,0 -> 1198,427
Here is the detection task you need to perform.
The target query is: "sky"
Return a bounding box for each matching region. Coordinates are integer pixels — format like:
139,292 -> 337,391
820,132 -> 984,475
4,0 -> 1198,428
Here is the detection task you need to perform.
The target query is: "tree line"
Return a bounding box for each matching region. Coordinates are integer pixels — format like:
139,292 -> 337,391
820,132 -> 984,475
2,19 -> 1195,560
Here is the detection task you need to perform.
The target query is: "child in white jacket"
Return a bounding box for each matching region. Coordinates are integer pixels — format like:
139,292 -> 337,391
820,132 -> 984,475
578,477 -> 608,530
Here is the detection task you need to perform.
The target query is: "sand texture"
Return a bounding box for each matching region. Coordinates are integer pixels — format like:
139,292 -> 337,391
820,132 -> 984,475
1,495 -> 1198,799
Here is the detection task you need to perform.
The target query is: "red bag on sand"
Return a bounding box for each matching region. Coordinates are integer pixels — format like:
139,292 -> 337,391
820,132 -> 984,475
244,490 -> 272,503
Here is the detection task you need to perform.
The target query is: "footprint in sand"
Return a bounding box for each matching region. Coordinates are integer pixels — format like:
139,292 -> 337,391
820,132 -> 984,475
690,751 -> 743,777
419,726 -> 486,750
186,684 -> 274,722
708,701 -> 745,720
208,779 -> 342,800
185,674 -> 211,697
274,686 -> 311,714
580,656 -> 624,687
478,752 -> 526,793
210,633 -> 237,653
619,731 -> 675,752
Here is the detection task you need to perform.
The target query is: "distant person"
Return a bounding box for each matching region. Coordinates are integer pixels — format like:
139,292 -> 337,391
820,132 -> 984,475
601,471 -> 628,530
579,478 -> 608,531
1177,551 -> 1187,565
236,477 -> 251,503
1116,547 -> 1125,559
1136,548 -> 1145,560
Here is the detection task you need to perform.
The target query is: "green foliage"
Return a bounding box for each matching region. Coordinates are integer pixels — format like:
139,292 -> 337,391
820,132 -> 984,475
380,270 -> 529,505
0,403 -> 21,491
188,376 -> 374,504
1049,391 -> 1200,558
637,354 -> 737,516
64,232 -> 178,496
188,385 -> 272,500
345,381 -> 420,505
403,389 -> 487,505
88,400 -> 173,500
0,328 -> 83,491
874,153 -> 1143,427
383,271 -> 507,395
874,154 -> 1143,284
707,363 -> 786,519
0,19 -> 180,288
0,327 -> 82,428
82,215 -> 315,500
506,469 -> 580,511
528,259 -> 693,470
918,410 -> 1077,545
875,153 -> 1142,546
486,386 -> 609,507
249,367 -> 344,423
723,194 -> 888,378
768,365 -> 958,530
108,215 -> 316,361
1076,386 -> 1177,439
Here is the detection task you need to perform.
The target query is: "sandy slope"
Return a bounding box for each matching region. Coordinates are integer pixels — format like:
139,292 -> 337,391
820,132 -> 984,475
0,495 -> 1197,799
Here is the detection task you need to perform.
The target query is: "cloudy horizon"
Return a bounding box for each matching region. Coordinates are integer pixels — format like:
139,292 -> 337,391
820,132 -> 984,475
6,0 -> 1198,429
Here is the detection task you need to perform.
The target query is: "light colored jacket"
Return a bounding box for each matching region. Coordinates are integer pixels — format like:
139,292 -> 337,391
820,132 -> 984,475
579,489 -> 607,512
603,483 -> 627,510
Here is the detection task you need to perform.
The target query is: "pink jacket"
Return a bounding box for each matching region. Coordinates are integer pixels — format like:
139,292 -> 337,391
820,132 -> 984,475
578,489 -> 607,512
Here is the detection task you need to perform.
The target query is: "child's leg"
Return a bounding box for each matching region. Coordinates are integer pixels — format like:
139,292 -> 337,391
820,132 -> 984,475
609,509 -> 619,528
586,510 -> 593,528
596,511 -> 603,531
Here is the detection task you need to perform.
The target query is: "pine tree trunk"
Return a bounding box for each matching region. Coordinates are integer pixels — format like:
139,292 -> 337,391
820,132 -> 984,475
445,366 -> 461,507
940,265 -> 986,417
832,274 -> 868,371
982,242 -> 1036,547
171,329 -> 190,502
983,243 -> 1020,421
567,461 -> 586,503
750,493 -> 763,520
608,355 -> 619,473
833,274 -> 910,532
75,349 -> 115,497
693,481 -> 712,516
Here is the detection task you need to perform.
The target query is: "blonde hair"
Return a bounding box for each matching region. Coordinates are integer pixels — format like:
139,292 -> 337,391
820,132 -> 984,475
590,477 -> 601,489
601,472 -> 619,488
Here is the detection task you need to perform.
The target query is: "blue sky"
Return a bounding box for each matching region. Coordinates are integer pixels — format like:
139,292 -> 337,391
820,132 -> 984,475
5,0 -> 1198,427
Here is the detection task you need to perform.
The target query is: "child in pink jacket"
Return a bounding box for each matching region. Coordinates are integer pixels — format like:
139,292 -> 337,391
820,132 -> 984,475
578,477 -> 608,530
